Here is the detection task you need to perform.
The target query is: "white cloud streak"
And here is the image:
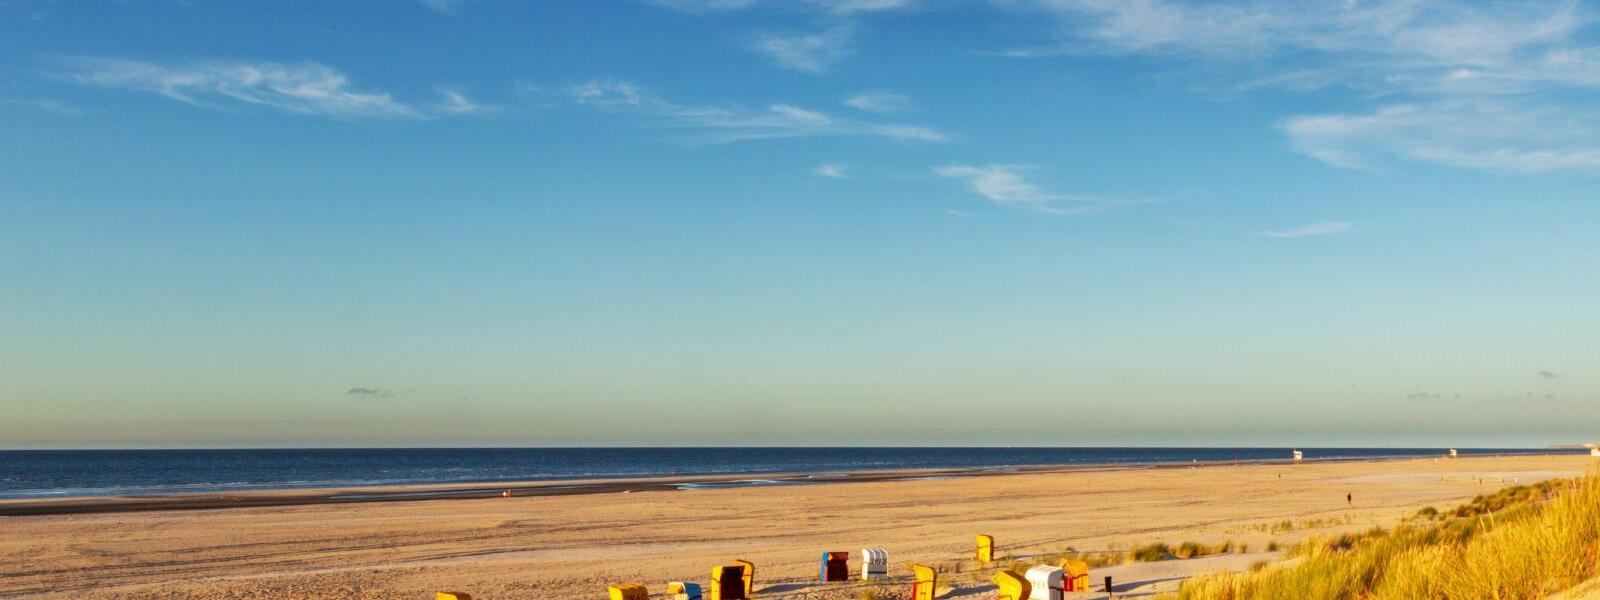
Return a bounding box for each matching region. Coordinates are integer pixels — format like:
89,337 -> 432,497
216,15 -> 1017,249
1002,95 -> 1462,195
55,57 -> 495,121
1005,0 -> 1585,67
936,164 -> 1063,204
563,79 -> 947,144
936,164 -> 1102,214
844,91 -> 913,113
754,25 -> 857,73
1005,0 -> 1600,174
432,87 -> 499,116
1262,221 -> 1353,238
655,1 -> 914,72
55,57 -> 426,119
1283,100 -> 1600,173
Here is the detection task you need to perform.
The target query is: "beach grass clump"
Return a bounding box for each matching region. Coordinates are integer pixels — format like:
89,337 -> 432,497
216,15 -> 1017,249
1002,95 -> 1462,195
1131,542 -> 1175,562
1132,540 -> 1243,562
1076,551 -> 1129,568
1173,542 -> 1205,559
1162,474 -> 1600,600
1248,514 -> 1354,534
1411,506 -> 1440,521
1173,541 -> 1230,559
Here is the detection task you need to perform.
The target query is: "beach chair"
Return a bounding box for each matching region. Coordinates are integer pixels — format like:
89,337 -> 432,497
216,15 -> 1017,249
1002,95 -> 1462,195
993,569 -> 1031,600
735,558 -> 755,596
435,593 -> 471,600
1025,565 -> 1064,600
861,548 -> 888,580
1061,559 -> 1090,592
711,564 -> 748,600
668,582 -> 703,600
609,583 -> 648,600
820,551 -> 850,582
912,564 -> 938,600
976,534 -> 995,562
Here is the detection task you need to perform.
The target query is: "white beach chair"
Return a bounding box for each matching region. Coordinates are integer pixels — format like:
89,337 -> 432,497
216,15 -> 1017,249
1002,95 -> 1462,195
1025,564 -> 1065,600
861,548 -> 889,580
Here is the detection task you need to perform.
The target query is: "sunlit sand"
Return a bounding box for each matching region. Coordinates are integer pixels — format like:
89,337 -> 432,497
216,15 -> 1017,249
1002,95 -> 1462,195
0,454 -> 1588,599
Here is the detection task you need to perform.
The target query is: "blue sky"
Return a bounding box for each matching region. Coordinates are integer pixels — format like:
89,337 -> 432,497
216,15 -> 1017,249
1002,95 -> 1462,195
1,0 -> 1596,448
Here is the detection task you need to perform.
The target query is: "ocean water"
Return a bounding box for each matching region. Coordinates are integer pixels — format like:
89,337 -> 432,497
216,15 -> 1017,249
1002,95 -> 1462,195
0,447 -> 1567,499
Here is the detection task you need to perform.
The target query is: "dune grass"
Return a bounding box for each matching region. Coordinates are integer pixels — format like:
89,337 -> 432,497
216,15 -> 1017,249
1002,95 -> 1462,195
1164,474 -> 1600,600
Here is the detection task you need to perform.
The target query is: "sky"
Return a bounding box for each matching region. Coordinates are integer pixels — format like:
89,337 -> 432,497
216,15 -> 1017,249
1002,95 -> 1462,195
1,0 -> 1597,449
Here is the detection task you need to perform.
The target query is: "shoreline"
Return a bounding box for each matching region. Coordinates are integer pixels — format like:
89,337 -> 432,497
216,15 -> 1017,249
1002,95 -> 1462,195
1,450 -> 1575,517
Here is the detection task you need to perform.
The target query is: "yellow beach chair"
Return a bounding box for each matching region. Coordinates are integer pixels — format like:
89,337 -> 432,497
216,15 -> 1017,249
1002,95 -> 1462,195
993,569 -> 1031,600
609,583 -> 648,600
735,558 -> 755,596
912,563 -> 938,600
711,563 -> 748,600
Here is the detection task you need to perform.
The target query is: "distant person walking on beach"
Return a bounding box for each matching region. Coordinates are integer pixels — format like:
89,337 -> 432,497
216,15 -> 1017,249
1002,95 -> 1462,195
1347,493 -> 1352,505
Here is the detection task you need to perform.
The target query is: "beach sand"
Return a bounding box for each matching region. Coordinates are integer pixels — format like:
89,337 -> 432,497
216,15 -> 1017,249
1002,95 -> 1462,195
0,454 -> 1591,599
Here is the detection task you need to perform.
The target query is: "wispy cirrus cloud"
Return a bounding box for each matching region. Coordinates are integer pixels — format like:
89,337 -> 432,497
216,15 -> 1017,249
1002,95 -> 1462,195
754,25 -> 857,73
52,57 -> 493,121
936,164 -> 1065,205
1001,0 -> 1585,69
54,57 -> 422,119
1282,100 -> 1600,173
562,79 -> 946,144
1262,221 -> 1353,239
935,164 -> 1105,215
1003,0 -> 1600,174
843,91 -> 913,114
432,87 -> 499,116
653,1 -> 914,73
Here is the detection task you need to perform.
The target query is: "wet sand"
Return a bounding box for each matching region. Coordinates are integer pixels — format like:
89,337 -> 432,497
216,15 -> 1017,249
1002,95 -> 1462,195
0,464 -> 1149,517
0,454 -> 1591,599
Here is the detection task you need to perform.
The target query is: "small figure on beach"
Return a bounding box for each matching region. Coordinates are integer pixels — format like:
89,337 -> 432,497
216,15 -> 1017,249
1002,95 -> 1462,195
1346,493 -> 1352,505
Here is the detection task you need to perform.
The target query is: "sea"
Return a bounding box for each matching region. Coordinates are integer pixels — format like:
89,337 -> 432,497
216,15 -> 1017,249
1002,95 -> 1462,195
0,447 -> 1570,500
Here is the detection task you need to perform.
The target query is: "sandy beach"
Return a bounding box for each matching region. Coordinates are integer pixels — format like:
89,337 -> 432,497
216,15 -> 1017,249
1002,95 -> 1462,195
0,454 -> 1591,599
